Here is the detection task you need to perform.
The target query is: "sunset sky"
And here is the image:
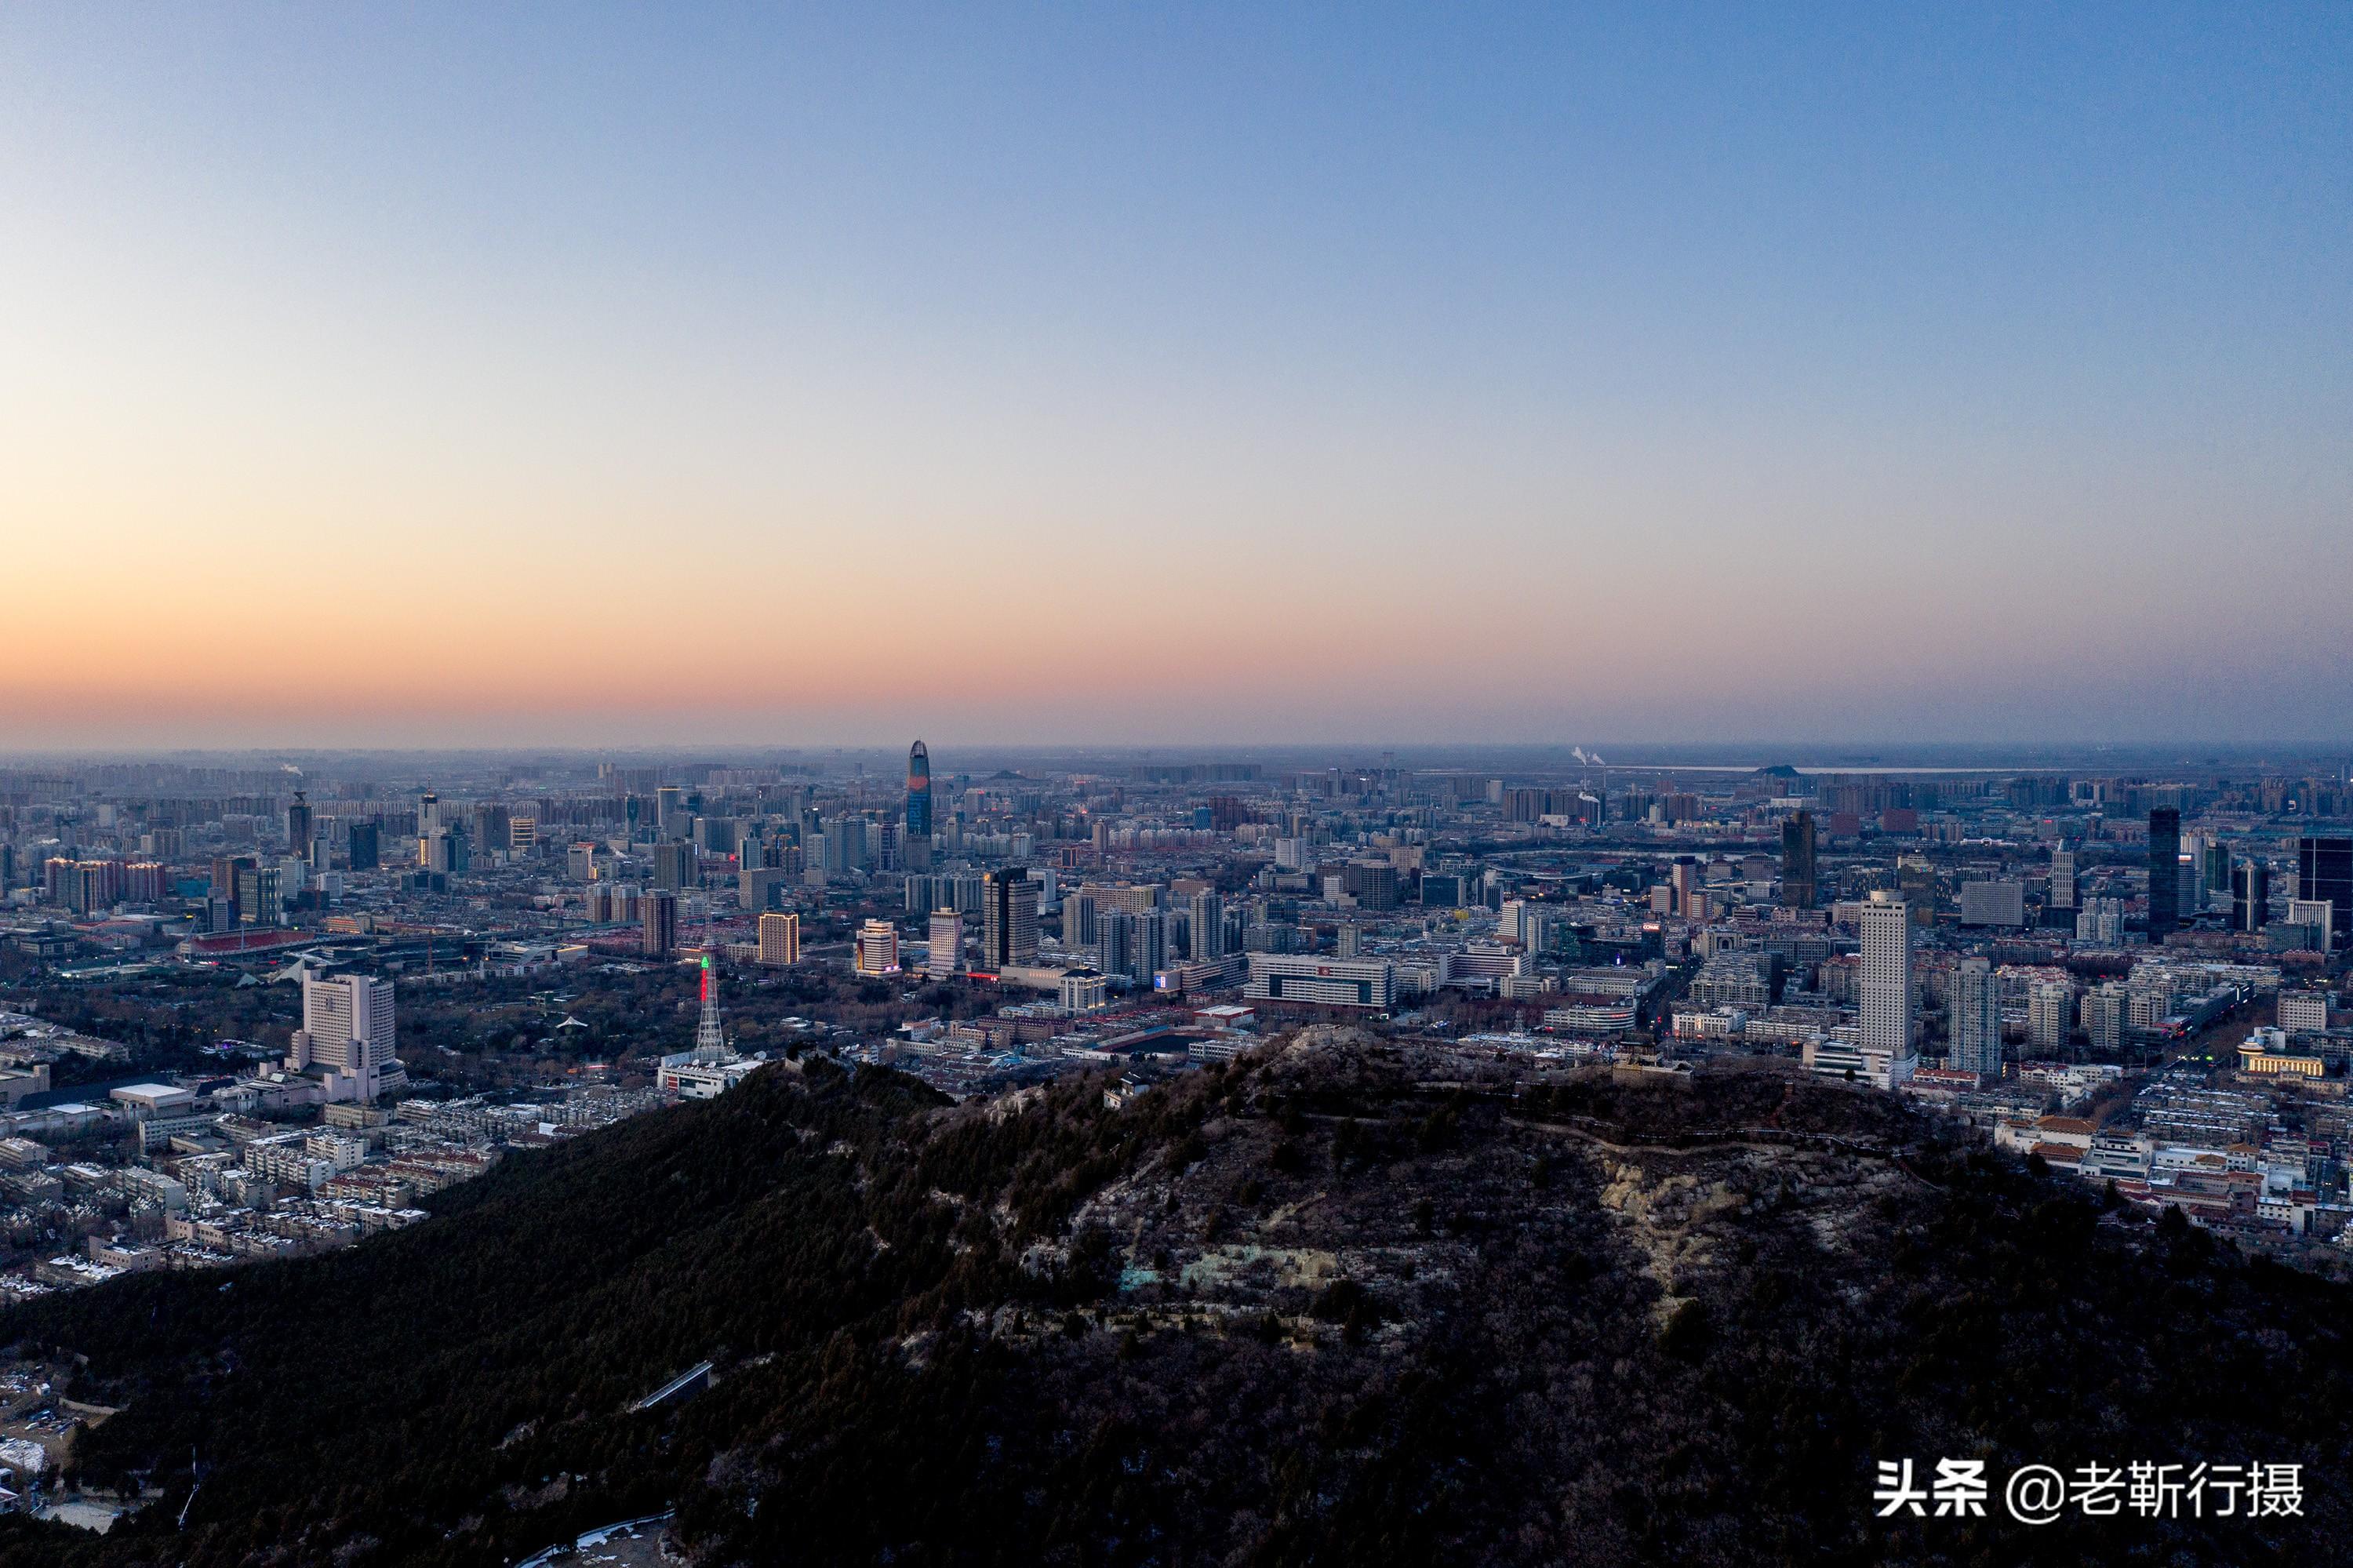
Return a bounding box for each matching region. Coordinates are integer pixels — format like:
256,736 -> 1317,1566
2,5 -> 2348,751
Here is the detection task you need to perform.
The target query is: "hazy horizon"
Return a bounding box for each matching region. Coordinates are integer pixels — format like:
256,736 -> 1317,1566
5,5 -> 2348,751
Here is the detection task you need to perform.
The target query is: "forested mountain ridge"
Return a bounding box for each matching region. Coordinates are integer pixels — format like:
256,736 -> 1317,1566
1,1031 -> 2345,1567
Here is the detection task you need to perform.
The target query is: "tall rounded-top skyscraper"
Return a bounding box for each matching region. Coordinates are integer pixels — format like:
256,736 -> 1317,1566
905,741 -> 933,870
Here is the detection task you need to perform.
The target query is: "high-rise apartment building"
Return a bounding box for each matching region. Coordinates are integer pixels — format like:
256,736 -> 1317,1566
981,868 -> 1039,970
1064,889 -> 1097,951
642,889 -> 678,957
2029,980 -> 2073,1055
2083,981 -> 2129,1057
756,911 -> 800,966
1949,956 -> 2001,1078
1189,890 -> 1226,960
2146,808 -> 2180,939
1780,810 -> 1817,910
1859,891 -> 1913,1061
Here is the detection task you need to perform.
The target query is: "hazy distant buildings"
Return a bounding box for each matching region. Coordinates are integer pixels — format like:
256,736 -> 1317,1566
2147,807 -> 2180,939
1958,880 -> 2025,929
1780,810 -> 1817,910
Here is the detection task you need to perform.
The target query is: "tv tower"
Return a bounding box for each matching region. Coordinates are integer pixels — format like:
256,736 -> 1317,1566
693,954 -> 727,1060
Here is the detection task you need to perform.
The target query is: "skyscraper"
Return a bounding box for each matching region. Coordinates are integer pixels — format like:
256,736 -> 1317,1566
285,789 -> 312,858
653,840 -> 696,893
1780,810 -> 1817,910
2232,860 -> 2270,933
1859,891 -> 1913,1062
2297,836 -> 2351,947
642,889 -> 678,957
926,908 -> 962,978
1950,956 -> 2000,1079
981,867 -> 1039,970
2048,846 -> 2076,912
2146,808 -> 2180,939
347,820 -> 380,871
905,741 -> 933,872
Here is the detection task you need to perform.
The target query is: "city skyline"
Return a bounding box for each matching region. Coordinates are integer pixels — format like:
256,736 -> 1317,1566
5,5 -> 2349,750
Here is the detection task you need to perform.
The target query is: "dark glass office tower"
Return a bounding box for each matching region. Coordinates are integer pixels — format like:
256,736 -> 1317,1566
905,741 -> 933,871
2232,860 -> 2269,933
2146,808 -> 2180,939
1780,809 -> 1817,910
2299,836 -> 2351,945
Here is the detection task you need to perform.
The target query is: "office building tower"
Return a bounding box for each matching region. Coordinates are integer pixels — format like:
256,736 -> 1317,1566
236,864 -> 282,927
1858,892 -> 1913,1060
422,826 -> 469,875
289,974 -> 398,1101
416,792 -> 446,842
1064,889 -> 1098,950
642,889 -> 678,957
926,909 -> 962,978
509,816 -> 537,854
2146,808 -> 2180,939
1950,957 -> 2001,1078
1958,881 -> 2025,928
2297,836 -> 2351,946
1780,810 -> 1817,910
853,919 -> 900,976
347,821 -> 380,872
656,786 -> 686,838
2232,860 -> 2270,933
213,853 -> 256,904
2029,980 -> 2073,1055
981,868 -> 1040,970
1189,891 -> 1226,960
653,840 -> 696,893
2202,840 -> 2231,911
285,790 -> 313,857
905,741 -> 933,872
2287,899 -> 2337,951
756,911 -> 800,966
1670,856 -> 1700,915
2049,846 -> 2076,911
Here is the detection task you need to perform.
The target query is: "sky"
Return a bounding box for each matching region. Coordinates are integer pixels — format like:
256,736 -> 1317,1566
2,5 -> 2348,751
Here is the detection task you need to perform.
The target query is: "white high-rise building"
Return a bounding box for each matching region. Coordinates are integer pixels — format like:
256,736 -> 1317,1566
926,908 -> 962,979
289,974 -> 398,1101
1950,956 -> 2001,1078
2049,847 -> 2077,911
854,919 -> 900,976
1859,892 -> 1915,1070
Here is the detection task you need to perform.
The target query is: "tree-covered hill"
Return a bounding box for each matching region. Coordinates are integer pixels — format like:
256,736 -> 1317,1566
1,1033 -> 2345,1566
